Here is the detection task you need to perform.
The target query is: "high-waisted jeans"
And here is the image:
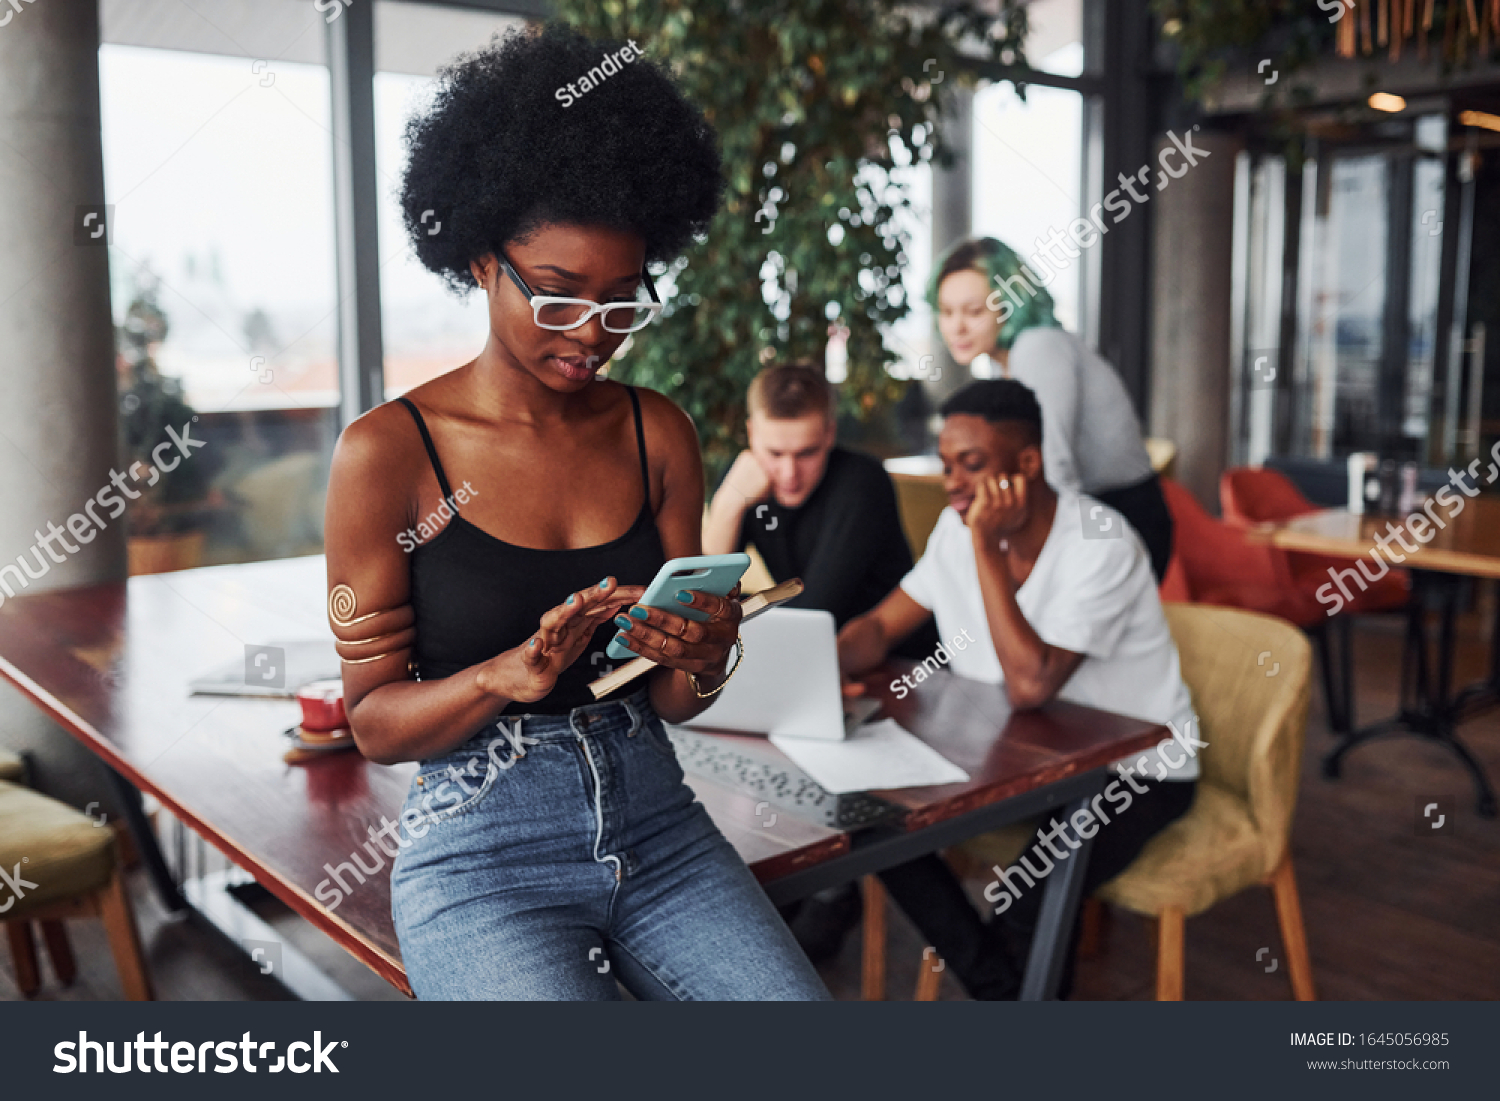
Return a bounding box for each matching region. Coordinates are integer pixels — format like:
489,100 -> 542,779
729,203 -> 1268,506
390,686 -> 831,1001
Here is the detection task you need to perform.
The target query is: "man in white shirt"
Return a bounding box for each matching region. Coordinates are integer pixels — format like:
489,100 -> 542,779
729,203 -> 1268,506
837,379 -> 1198,1000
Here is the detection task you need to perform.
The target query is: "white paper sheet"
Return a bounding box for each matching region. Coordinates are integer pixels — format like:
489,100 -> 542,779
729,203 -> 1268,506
770,718 -> 969,794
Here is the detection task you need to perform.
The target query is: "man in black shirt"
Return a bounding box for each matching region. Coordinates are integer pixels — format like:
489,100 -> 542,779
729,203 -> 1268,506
704,364 -> 939,661
704,363 -> 939,962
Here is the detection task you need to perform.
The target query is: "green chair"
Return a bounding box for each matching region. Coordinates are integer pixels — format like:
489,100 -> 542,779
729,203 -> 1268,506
1,779 -> 153,1000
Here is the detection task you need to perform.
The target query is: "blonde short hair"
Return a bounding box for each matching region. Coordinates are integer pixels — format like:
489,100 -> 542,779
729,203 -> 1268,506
746,363 -> 834,422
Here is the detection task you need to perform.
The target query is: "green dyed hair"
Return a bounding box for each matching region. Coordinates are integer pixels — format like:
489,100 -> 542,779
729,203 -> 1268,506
926,236 -> 1058,351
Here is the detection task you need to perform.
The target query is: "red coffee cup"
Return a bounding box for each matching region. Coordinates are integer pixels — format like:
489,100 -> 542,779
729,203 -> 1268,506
296,678 -> 347,732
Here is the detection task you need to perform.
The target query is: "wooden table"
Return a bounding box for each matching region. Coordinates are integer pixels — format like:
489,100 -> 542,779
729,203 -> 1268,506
1258,495 -> 1500,581
1256,496 -> 1500,816
0,556 -> 1167,1000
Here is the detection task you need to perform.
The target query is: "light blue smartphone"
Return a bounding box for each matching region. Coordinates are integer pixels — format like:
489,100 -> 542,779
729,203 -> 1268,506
606,552 -> 751,660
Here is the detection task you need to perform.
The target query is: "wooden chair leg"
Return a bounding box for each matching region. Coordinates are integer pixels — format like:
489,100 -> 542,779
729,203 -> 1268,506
96,867 -> 153,1001
1155,907 -> 1185,1000
6,921 -> 40,996
1077,897 -> 1110,959
860,876 -> 886,1001
1268,853 -> 1317,1001
914,949 -> 944,1001
39,920 -> 77,986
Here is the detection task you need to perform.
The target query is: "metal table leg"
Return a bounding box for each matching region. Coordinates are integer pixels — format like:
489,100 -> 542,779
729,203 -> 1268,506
1452,579 -> 1500,720
1323,570 -> 1498,817
1019,792 -> 1096,1001
105,766 -> 187,913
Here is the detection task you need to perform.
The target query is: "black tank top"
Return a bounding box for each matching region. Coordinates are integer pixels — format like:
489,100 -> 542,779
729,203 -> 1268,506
398,387 -> 667,715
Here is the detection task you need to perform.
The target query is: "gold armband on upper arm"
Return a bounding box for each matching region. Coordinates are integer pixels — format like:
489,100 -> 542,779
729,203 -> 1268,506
329,583 -> 417,666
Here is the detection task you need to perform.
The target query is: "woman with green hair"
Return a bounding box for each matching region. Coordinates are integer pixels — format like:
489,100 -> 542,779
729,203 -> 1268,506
928,236 -> 1173,581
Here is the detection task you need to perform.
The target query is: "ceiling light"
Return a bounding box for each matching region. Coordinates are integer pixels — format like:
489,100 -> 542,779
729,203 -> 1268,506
1459,109 -> 1500,133
1368,92 -> 1407,112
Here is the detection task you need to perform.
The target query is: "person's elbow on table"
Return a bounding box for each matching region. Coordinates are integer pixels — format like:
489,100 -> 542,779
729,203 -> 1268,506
1001,676 -> 1054,712
343,686 -> 427,766
1000,647 -> 1084,711
344,710 -> 402,766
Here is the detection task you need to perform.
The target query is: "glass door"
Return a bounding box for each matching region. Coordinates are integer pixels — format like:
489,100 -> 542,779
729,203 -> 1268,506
1230,110 -> 1500,472
1289,116 -> 1448,464
1439,117 -> 1500,471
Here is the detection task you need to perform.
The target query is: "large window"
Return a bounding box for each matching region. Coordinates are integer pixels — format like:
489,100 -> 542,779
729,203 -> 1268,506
967,0 -> 1089,379
100,47 -> 339,411
970,83 -> 1086,336
1026,0 -> 1085,79
99,0 -> 342,570
373,2 -> 528,397
886,0 -> 1090,391
97,0 -> 531,571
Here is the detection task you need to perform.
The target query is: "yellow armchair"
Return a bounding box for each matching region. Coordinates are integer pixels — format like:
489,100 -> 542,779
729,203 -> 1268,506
1097,602 -> 1315,999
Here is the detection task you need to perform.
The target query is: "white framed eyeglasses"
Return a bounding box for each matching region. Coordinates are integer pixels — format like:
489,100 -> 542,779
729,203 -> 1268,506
498,251 -> 663,333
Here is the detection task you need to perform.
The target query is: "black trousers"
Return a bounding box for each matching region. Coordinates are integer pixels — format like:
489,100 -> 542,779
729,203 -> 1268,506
878,777 -> 1196,1000
1094,472 -> 1173,584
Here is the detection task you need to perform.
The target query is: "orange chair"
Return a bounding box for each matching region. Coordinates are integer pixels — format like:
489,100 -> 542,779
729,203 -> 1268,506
1159,478 -> 1354,733
1159,479 -> 1318,623
1220,467 -> 1410,731
1220,467 -> 1410,615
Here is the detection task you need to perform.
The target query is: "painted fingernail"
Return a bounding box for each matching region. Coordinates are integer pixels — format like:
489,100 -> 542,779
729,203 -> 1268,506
613,632 -> 631,649
629,605 -> 650,620
614,615 -> 632,630
566,595 -> 576,605
529,639 -> 539,648
675,590 -> 693,604
599,578 -> 611,589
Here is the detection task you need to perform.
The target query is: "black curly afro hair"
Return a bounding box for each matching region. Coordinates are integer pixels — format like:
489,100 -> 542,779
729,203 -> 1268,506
399,21 -> 724,295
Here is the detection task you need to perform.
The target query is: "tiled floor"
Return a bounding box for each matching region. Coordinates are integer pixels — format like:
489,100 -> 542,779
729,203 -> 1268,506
4,611 -> 1497,1002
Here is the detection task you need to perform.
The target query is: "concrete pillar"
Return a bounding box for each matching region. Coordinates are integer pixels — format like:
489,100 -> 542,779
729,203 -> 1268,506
1149,129 -> 1241,511
0,0 -> 128,809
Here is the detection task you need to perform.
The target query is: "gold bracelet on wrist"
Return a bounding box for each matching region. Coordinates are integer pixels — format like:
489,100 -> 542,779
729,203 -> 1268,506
687,636 -> 744,699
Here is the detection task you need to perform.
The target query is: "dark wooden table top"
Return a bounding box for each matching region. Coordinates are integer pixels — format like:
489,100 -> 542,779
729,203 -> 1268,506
0,556 -> 1168,996
1250,495 -> 1500,580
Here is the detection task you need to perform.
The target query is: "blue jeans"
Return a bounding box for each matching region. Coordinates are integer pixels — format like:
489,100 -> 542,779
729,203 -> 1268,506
390,686 -> 830,1001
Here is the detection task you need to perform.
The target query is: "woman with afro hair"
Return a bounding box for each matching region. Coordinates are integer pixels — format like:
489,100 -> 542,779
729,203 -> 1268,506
323,22 -> 829,1001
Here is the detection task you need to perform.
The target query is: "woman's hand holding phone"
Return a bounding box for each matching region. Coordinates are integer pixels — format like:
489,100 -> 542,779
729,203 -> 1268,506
609,584 -> 745,681
478,577 -> 644,704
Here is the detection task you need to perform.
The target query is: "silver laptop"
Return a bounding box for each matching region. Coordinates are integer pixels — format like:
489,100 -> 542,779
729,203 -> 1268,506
683,607 -> 879,741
